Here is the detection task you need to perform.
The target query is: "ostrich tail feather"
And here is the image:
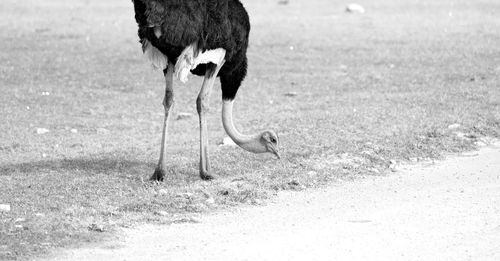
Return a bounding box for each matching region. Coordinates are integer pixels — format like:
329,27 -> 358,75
142,40 -> 168,70
142,40 -> 226,83
175,43 -> 197,83
175,43 -> 226,83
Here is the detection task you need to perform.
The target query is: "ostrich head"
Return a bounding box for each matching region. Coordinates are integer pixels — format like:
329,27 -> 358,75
260,130 -> 280,159
222,100 -> 281,159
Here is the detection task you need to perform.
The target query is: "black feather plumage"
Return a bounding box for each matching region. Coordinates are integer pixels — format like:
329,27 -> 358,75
132,0 -> 250,100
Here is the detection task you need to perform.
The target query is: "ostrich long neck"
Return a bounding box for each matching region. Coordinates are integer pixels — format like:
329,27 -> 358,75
222,100 -> 266,153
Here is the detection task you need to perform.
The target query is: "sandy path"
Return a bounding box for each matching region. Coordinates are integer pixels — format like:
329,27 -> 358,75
42,144 -> 500,261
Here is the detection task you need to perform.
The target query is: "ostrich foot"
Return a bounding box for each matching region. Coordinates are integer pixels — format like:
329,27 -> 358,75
151,168 -> 167,182
200,171 -> 218,181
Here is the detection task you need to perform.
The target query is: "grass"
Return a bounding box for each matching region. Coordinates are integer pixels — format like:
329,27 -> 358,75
1,0 -> 499,260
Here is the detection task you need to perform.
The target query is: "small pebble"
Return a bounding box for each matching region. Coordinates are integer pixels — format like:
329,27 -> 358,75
252,199 -> 262,205
0,204 -> 11,212
389,160 -> 398,172
173,217 -> 201,224
158,189 -> 169,195
36,128 -> 50,135
307,171 -> 318,177
176,192 -> 194,198
176,112 -> 193,120
88,224 -> 105,232
155,211 -> 169,216
346,3 -> 365,13
220,137 -> 237,147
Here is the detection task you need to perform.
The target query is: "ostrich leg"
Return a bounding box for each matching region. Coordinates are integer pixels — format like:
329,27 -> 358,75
152,62 -> 175,181
197,61 -> 225,180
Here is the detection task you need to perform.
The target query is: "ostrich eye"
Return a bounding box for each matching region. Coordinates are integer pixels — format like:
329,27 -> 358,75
270,137 -> 276,143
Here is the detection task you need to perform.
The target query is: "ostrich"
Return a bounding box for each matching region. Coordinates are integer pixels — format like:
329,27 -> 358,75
132,0 -> 281,181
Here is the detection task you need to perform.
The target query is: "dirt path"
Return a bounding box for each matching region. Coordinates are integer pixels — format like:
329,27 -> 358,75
41,144 -> 500,261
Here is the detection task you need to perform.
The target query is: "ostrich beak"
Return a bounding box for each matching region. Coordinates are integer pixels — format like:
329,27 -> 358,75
270,146 -> 281,159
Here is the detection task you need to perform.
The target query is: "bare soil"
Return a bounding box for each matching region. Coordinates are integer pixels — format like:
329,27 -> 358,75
40,142 -> 500,261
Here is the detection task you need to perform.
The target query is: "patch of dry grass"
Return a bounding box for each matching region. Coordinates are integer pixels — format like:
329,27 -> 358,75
1,0 -> 499,260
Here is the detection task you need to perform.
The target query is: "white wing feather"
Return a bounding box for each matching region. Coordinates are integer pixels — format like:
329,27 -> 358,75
144,41 -> 226,83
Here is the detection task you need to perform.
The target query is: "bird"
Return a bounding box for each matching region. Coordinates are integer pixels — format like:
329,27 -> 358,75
131,0 -> 281,181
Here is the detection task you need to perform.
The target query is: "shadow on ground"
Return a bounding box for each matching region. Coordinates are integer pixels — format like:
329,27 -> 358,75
0,156 -> 154,177
0,153 -> 205,185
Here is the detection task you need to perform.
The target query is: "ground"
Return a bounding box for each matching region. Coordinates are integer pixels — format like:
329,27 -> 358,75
0,0 -> 499,260
40,143 -> 500,261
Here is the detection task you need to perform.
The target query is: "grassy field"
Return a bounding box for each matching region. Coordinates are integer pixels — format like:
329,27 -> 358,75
1,0 -> 499,260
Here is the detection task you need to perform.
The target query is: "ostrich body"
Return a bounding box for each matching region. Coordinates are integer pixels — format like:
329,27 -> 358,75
132,0 -> 280,180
